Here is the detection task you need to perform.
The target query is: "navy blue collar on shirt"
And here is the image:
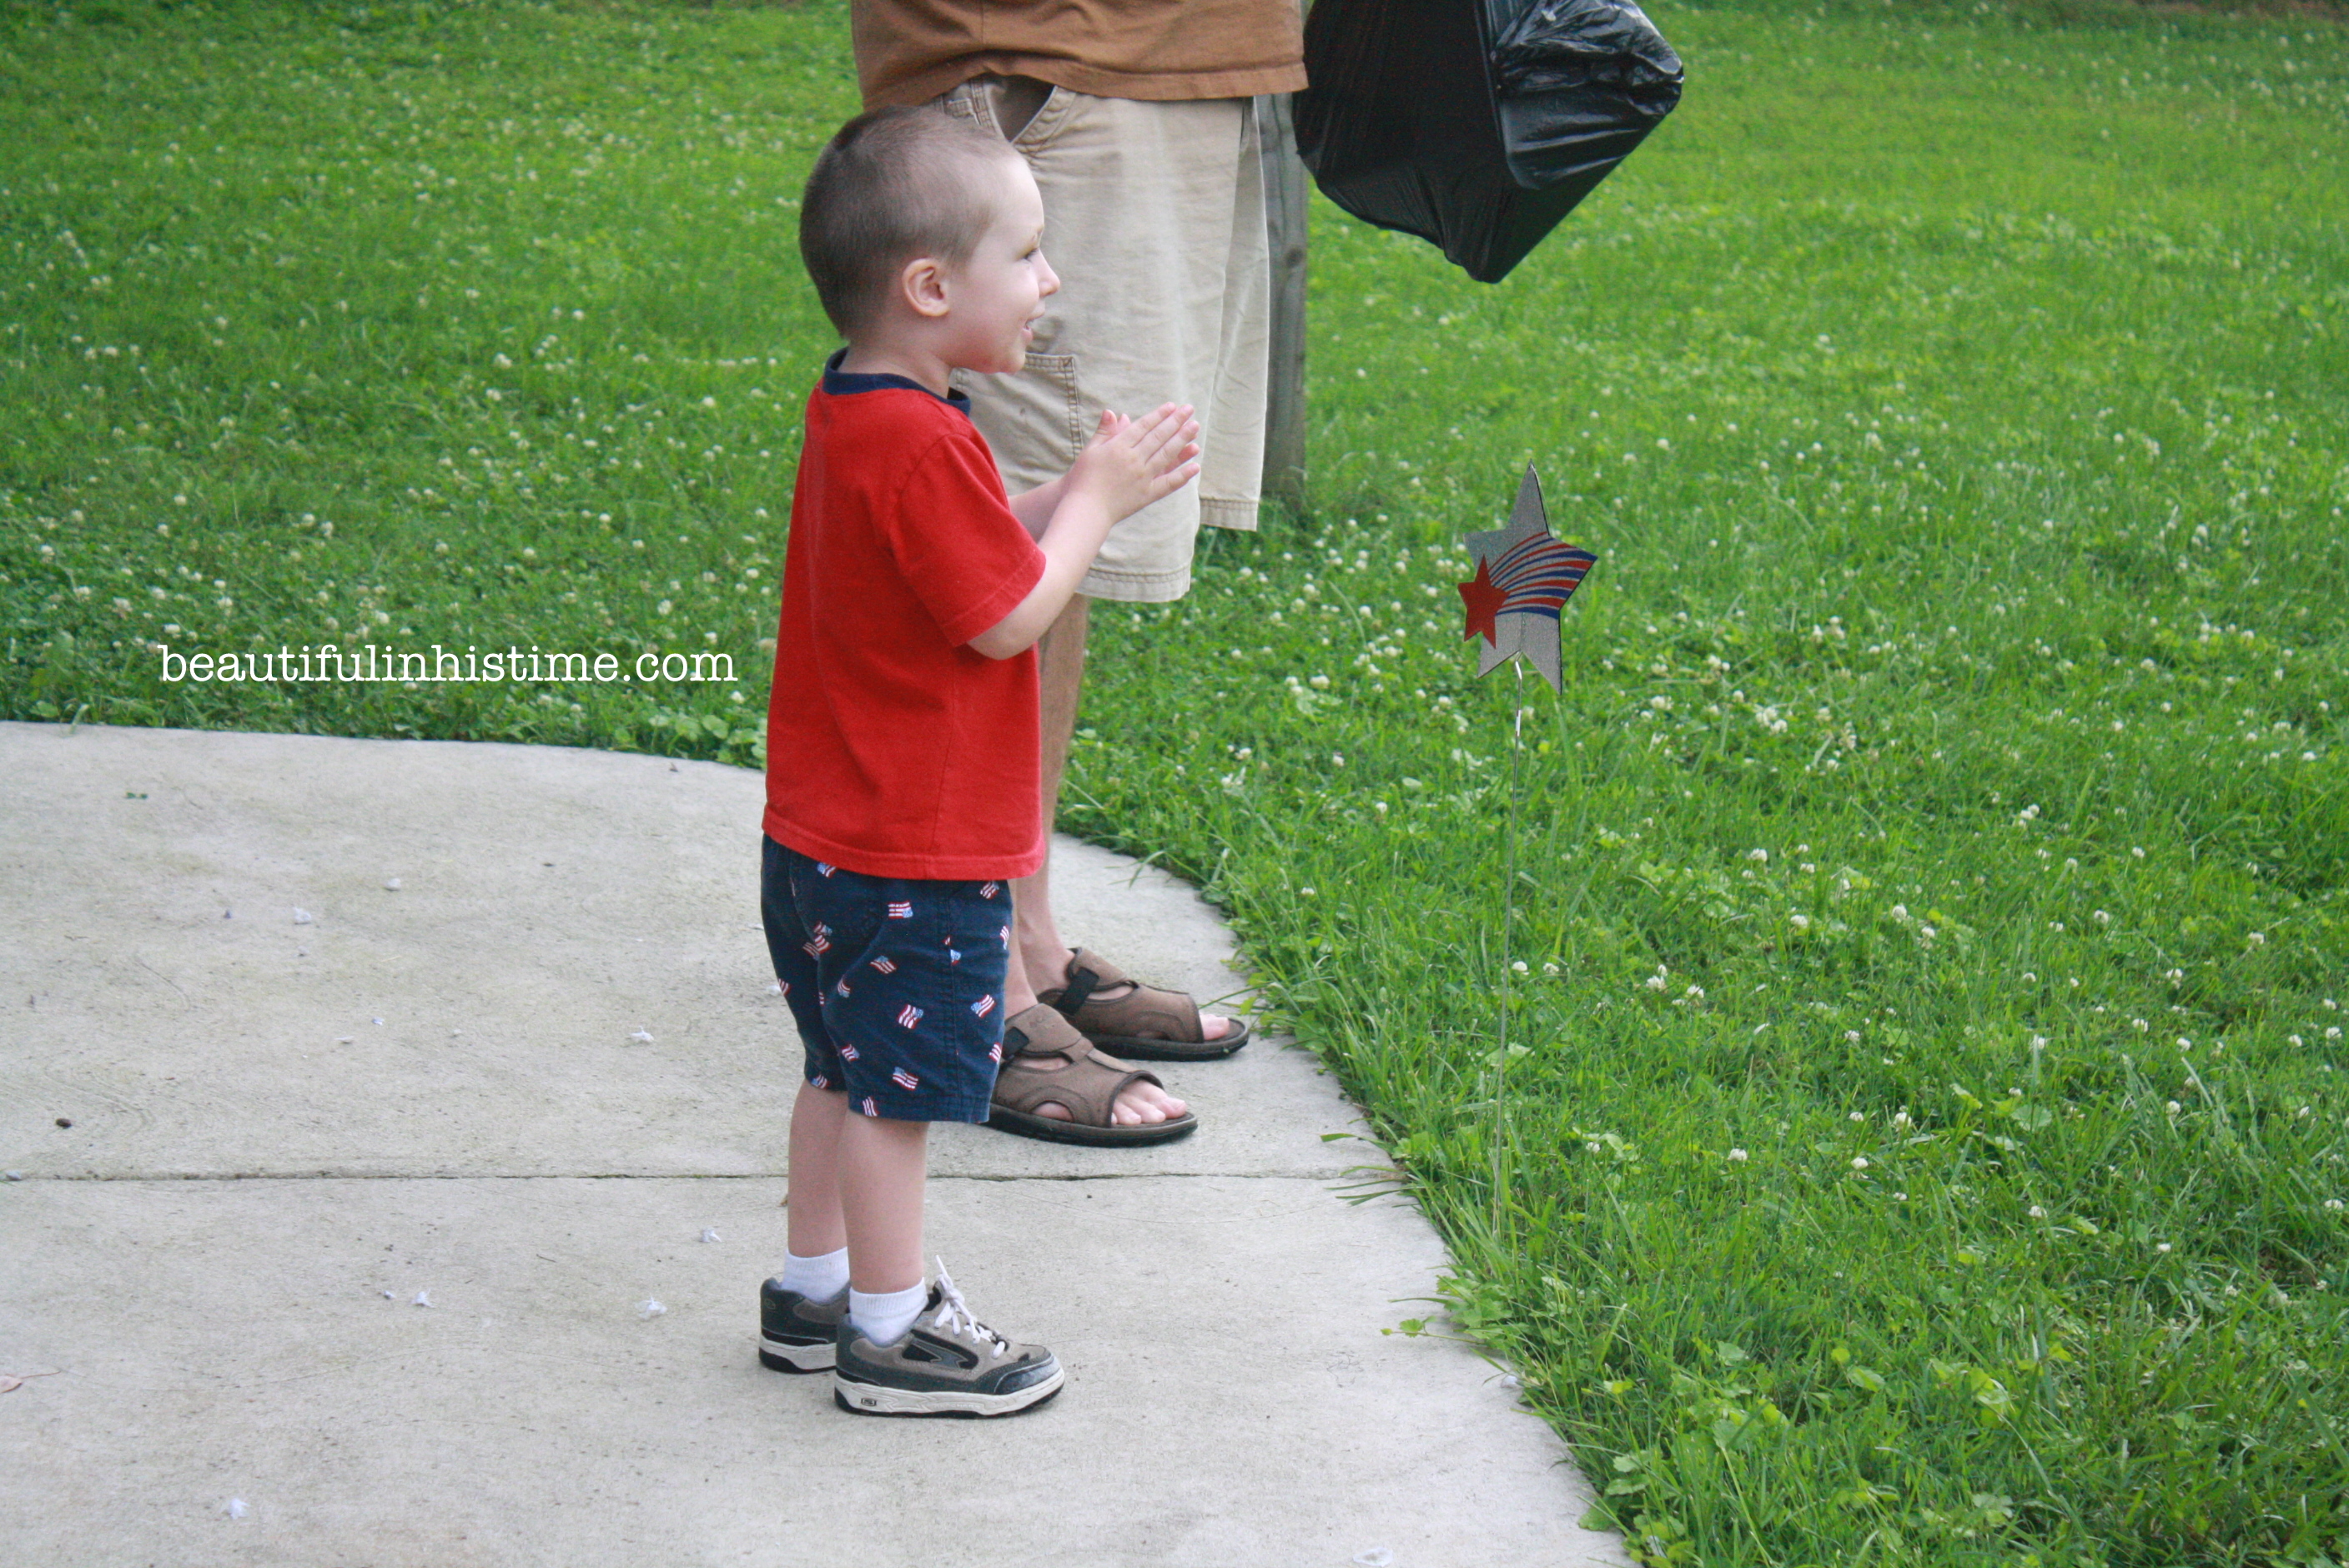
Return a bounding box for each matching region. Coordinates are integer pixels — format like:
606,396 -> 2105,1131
821,348 -> 970,414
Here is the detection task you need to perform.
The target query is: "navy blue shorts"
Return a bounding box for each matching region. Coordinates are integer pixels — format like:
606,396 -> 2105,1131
760,837 -> 1010,1123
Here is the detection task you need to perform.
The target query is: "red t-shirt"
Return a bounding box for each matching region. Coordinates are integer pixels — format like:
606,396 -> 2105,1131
763,357 -> 1049,880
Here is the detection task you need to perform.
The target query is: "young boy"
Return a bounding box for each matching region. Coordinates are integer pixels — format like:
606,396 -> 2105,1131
753,106 -> 1200,1417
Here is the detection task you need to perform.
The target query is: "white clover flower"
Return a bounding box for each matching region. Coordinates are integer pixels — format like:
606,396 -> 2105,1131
2029,1205 -> 2046,1219
1851,1157 -> 1869,1170
1728,1148 -> 1748,1162
1748,847 -> 1768,863
1789,913 -> 1811,933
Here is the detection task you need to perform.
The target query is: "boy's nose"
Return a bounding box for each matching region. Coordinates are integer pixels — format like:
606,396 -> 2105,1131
1037,254 -> 1061,296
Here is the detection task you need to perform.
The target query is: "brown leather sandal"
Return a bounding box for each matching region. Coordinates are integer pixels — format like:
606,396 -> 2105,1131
987,1004 -> 1198,1147
1038,948 -> 1253,1062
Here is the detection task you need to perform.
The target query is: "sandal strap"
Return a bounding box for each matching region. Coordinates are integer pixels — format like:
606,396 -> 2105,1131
1002,1002 -> 1088,1062
1052,947 -> 1131,1018
992,1004 -> 1161,1127
1047,947 -> 1200,1043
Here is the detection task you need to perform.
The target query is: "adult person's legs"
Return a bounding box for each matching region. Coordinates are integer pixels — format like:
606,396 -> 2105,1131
941,81 -> 1267,1127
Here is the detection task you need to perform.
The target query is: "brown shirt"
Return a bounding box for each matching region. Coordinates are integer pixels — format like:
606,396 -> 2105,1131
853,0 -> 1306,108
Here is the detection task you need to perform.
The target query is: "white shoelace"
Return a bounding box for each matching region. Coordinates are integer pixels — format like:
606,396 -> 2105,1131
931,1261 -> 1010,1355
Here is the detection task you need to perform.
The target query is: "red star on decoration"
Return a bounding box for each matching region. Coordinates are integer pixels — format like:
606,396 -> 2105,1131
1457,556 -> 1506,646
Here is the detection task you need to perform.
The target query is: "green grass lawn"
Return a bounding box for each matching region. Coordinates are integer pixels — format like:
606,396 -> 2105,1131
6,0 -> 2347,1561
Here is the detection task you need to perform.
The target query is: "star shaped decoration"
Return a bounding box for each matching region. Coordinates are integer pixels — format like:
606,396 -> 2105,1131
1458,465 -> 1597,691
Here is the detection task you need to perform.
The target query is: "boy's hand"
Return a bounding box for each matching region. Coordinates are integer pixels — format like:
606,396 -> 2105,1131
1063,403 -> 1200,525
968,405 -> 1198,660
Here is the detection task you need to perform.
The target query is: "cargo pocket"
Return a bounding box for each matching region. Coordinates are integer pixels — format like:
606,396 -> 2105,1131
1019,352 -> 1089,465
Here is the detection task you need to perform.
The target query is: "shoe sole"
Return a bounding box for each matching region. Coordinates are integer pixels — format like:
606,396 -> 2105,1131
832,1364 -> 1065,1418
1079,1020 -> 1253,1062
759,1334 -> 836,1373
985,1108 -> 1198,1147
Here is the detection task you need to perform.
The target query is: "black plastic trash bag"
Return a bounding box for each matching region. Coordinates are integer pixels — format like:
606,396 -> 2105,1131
1295,0 -> 1684,283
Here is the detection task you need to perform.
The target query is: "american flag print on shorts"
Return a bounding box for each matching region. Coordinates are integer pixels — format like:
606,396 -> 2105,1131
859,1096 -> 878,1117
972,994 -> 995,1018
988,1041 -> 1003,1064
804,932 -> 830,957
809,1073 -> 828,1089
979,882 -> 998,899
891,1068 -> 920,1091
816,862 -> 836,877
834,978 -> 852,997
870,956 -> 897,974
897,1003 -> 924,1029
839,1043 -> 860,1061
887,901 -> 913,918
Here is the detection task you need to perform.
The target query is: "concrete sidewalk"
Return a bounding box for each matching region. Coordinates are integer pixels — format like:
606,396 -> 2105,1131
0,721 -> 1627,1567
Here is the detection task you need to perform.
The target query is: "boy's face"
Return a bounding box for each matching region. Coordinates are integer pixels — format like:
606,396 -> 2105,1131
939,153 -> 1058,375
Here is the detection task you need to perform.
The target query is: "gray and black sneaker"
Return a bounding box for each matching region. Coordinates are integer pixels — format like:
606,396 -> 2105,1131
759,1278 -> 848,1373
832,1264 -> 1064,1418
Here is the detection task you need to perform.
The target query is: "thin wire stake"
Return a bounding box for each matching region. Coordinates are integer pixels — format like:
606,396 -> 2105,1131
1492,660 -> 1527,1236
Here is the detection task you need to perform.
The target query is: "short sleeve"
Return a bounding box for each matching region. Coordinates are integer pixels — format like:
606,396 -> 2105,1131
879,421 -> 1047,647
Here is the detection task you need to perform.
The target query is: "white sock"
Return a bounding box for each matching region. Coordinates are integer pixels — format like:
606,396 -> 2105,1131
778,1247 -> 848,1301
849,1280 -> 928,1347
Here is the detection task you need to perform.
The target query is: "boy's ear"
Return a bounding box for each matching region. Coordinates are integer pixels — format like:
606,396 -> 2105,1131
899,254 -> 950,319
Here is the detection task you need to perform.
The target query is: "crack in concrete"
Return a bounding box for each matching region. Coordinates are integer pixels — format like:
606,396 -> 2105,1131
5,1168 -> 1372,1183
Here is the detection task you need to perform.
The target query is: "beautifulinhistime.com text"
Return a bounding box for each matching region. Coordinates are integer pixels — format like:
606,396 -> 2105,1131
154,643 -> 739,685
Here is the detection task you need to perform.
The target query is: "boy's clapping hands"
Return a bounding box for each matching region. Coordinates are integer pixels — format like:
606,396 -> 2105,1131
1066,402 -> 1201,522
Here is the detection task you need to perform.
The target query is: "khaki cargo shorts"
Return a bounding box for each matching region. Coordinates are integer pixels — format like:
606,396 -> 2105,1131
941,77 -> 1270,604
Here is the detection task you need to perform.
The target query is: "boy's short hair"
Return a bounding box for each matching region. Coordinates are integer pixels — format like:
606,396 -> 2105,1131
800,106 -> 1022,338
